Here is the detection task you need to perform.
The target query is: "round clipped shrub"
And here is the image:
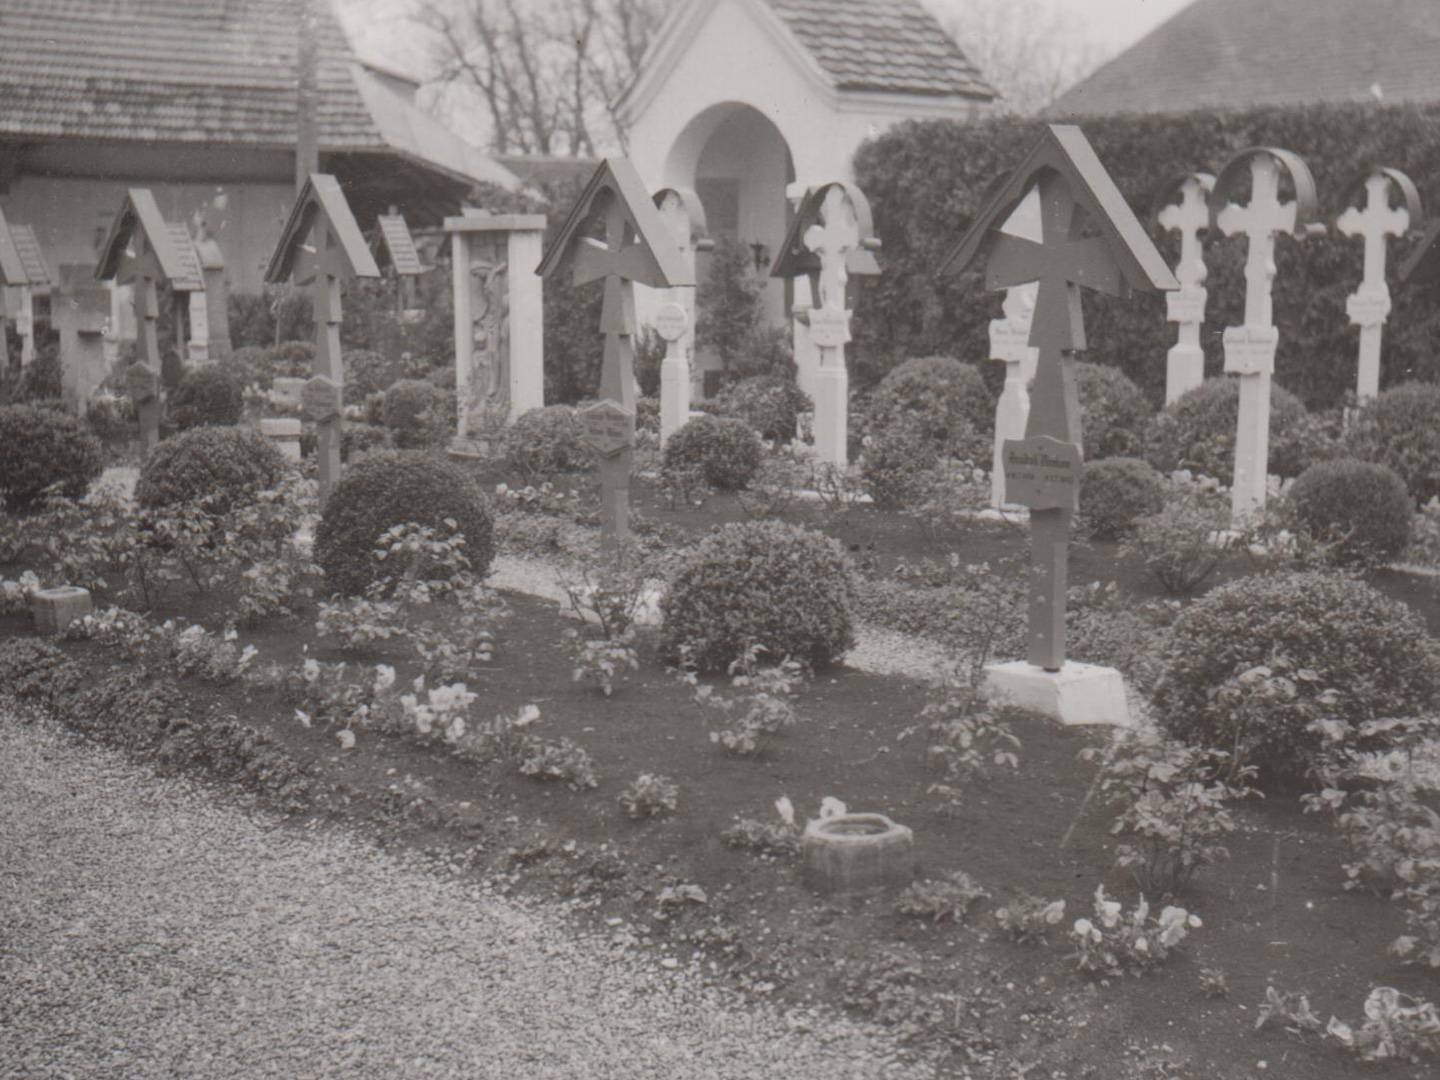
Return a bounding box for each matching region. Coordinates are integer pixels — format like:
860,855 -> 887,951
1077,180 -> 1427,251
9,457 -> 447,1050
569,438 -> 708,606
715,375 -> 812,443
1287,458 -> 1412,564
0,404 -> 105,510
1079,457 -> 1165,539
860,422 -> 939,509
660,519 -> 855,671
169,365 -> 245,430
1152,571 -> 1440,779
499,405 -> 596,482
1076,362 -> 1151,459
864,356 -> 992,461
1143,377 -> 1330,481
345,349 -> 418,404
1343,381 -> 1440,505
227,345 -> 273,390
314,451 -> 494,596
382,378 -> 440,448
663,414 -> 762,491
134,424 -> 286,513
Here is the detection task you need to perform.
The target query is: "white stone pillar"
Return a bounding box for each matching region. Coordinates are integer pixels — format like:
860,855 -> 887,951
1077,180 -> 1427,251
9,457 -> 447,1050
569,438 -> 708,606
655,302 -> 691,442
653,188 -> 707,443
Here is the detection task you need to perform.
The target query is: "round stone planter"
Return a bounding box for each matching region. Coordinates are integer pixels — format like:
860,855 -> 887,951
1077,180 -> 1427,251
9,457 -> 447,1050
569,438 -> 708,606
801,813 -> 915,896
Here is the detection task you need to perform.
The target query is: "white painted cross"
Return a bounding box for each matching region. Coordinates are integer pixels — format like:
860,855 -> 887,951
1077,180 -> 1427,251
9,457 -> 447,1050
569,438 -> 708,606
990,186 -> 1041,509
804,185 -> 862,468
1337,170 -> 1413,402
654,188 -> 707,444
1215,150 -> 1313,524
1157,172 -> 1213,404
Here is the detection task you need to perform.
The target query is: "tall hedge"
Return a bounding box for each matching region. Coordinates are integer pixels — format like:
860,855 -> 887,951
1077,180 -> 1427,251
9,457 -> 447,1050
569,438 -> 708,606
851,102 -> 1440,409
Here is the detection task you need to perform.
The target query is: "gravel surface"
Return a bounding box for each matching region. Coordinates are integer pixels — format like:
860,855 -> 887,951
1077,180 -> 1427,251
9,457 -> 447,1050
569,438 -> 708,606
0,712 -> 935,1080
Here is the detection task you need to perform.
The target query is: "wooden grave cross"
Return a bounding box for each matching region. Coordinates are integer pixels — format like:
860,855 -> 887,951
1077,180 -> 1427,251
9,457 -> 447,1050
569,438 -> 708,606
1154,172 -> 1215,404
375,208 -> 427,315
265,174 -> 379,501
537,159 -> 691,542
1211,148 -> 1320,523
770,182 -> 880,467
941,125 -> 1176,672
1336,167 -> 1422,402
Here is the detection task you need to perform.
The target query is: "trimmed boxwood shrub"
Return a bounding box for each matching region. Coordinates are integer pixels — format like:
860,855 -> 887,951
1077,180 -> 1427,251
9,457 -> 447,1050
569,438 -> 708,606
1286,458 -> 1412,564
860,421 -> 939,509
663,414 -> 762,491
0,403 -> 105,510
660,520 -> 855,672
169,365 -> 245,430
1076,361 -> 1151,459
500,405 -> 596,482
134,425 -> 286,513
1152,570 -> 1440,780
863,355 -> 991,461
715,375 -> 812,443
382,379 -> 440,448
1079,457 -> 1165,539
1143,377 -> 1331,481
314,451 -> 494,596
1343,381 -> 1440,506
345,349 -> 422,404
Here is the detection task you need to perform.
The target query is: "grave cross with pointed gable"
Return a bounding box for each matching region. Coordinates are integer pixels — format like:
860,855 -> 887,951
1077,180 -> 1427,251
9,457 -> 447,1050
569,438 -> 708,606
942,125 -> 1176,672
538,158 -> 691,541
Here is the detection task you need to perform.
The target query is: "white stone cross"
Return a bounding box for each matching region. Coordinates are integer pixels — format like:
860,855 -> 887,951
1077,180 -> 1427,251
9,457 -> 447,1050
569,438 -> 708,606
654,188 -> 704,444
804,185 -> 862,468
1216,152 -> 1300,524
1157,173 -> 1213,404
1337,170 -> 1411,402
990,186 -> 1041,509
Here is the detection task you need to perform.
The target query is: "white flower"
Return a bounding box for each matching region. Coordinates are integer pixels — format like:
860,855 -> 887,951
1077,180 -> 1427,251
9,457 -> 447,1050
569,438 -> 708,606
224,627 -> 239,642
337,729 -> 356,750
775,796 -> 796,828
303,658 -> 321,683
373,664 -> 396,692
295,709 -> 312,728
516,704 -> 541,727
447,716 -> 466,742
1095,886 -> 1122,928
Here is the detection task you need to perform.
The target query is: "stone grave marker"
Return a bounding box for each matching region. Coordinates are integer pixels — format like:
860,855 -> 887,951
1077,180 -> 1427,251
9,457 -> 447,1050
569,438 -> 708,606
0,207 -> 50,369
191,225 -> 231,364
941,124 -> 1176,725
1336,167 -> 1422,403
537,158 -> 691,542
770,182 -> 881,467
1211,147 -> 1320,524
1153,171 -> 1215,404
443,210 -> 546,458
988,186 -> 1042,510
125,358 -> 162,456
264,174 -> 380,501
55,265 -> 113,424
652,186 -> 710,444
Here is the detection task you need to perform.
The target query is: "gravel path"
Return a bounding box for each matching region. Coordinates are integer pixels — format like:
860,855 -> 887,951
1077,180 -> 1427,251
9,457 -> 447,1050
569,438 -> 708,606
0,712 -> 934,1080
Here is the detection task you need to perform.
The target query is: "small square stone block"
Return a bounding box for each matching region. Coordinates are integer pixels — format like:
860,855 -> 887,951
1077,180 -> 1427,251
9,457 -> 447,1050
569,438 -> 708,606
31,586 -> 93,635
982,660 -> 1132,727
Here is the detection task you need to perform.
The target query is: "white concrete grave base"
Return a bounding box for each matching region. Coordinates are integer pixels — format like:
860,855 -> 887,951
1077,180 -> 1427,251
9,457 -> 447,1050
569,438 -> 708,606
31,586 -> 93,634
982,660 -> 1133,728
259,417 -> 303,462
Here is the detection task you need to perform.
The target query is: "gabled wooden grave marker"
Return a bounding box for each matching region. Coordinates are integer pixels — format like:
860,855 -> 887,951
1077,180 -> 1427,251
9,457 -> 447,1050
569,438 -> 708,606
374,209 -> 426,315
1336,167 -> 1422,403
0,207 -> 50,369
1211,148 -> 1321,524
538,158 -> 691,541
941,124 -> 1176,725
1152,171 -> 1215,404
190,223 -> 231,364
265,174 -> 380,501
771,181 -> 880,467
653,186 -> 711,444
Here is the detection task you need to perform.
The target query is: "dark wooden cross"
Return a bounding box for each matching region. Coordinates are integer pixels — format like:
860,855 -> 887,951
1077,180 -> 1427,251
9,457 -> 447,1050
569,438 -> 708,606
942,126 -> 1176,672
538,159 -> 690,542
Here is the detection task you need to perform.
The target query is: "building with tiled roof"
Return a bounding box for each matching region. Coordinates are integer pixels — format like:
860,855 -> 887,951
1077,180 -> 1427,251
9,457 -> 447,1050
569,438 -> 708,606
1052,0 -> 1440,117
618,0 -> 993,362
0,0 -> 517,294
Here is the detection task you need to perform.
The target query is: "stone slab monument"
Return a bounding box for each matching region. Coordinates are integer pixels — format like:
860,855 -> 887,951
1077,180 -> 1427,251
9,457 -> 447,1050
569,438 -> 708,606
443,210 -> 546,458
0,208 -> 50,369
1336,167 -> 1423,403
770,181 -> 881,468
190,226 -> 231,364
941,124 -> 1177,727
1211,147 -> 1320,525
538,158 -> 692,543
54,265 -> 112,423
988,187 -> 1041,510
264,174 -> 380,502
652,186 -> 710,444
1153,171 -> 1215,405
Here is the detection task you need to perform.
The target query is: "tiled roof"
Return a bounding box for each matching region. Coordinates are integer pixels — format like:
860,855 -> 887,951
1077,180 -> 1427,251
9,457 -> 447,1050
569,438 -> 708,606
766,0 -> 995,98
1052,0 -> 1440,116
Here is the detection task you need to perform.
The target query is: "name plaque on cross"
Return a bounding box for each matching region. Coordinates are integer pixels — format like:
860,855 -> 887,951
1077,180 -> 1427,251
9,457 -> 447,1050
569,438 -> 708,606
1001,435 -> 1081,511
1222,325 -> 1278,376
807,307 -> 851,349
1347,291 -> 1392,327
302,374 -> 343,424
577,400 -> 635,458
1166,289 -> 1207,326
126,361 -> 159,404
653,302 -> 689,343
